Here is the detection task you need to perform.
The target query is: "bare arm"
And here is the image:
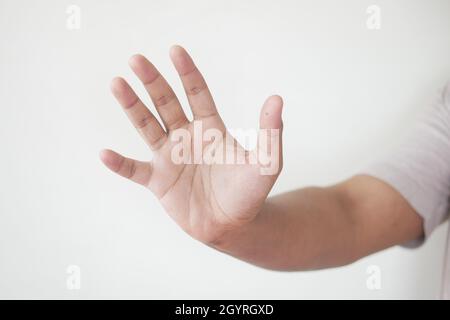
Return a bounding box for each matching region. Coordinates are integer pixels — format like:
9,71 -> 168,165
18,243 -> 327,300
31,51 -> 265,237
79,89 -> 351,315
101,46 -> 424,272
213,174 -> 424,271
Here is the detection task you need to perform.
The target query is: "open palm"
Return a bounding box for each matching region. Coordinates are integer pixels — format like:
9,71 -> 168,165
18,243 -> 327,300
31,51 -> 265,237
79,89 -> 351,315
101,46 -> 284,244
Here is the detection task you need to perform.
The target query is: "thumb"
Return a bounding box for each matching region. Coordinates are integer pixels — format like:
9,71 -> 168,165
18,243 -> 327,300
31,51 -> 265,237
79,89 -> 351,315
257,95 -> 283,176
259,95 -> 283,130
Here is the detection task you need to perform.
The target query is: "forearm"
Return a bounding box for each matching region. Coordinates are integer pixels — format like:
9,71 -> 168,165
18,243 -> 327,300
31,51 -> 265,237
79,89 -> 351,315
212,175 -> 424,271
213,185 -> 359,270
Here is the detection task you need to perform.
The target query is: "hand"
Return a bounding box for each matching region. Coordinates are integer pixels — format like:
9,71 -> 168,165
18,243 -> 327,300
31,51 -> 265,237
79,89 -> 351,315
100,46 -> 284,245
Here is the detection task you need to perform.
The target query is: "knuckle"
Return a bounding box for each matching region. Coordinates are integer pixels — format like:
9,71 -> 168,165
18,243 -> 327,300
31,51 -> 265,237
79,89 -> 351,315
135,114 -> 154,129
186,84 -> 206,96
153,93 -> 176,107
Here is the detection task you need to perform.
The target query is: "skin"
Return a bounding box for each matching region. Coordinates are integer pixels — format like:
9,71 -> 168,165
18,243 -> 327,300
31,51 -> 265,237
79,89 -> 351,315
100,45 -> 424,271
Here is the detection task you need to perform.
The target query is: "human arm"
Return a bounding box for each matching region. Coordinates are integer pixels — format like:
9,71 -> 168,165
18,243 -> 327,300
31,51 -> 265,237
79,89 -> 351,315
100,46 -> 425,271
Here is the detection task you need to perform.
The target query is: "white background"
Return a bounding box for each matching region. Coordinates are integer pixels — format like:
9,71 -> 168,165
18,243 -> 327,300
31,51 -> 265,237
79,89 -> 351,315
1,0 -> 450,299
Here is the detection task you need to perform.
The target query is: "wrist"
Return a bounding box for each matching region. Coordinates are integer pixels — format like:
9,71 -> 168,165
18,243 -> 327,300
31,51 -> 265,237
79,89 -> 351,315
207,203 -> 266,253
